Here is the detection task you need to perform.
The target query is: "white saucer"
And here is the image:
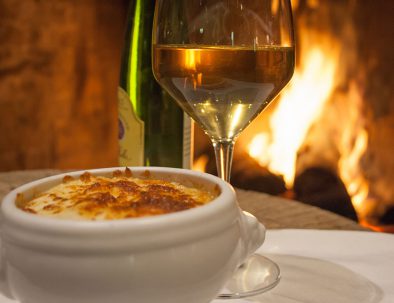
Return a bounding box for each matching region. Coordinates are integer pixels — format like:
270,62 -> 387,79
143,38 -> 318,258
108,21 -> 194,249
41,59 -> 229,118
212,229 -> 394,303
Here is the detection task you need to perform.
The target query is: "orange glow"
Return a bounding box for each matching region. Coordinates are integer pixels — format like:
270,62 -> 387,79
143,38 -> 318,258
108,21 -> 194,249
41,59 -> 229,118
248,46 -> 338,186
184,49 -> 199,71
183,49 -> 202,89
247,22 -> 371,222
339,129 -> 368,209
193,154 -> 209,173
337,82 -> 370,219
359,220 -> 394,233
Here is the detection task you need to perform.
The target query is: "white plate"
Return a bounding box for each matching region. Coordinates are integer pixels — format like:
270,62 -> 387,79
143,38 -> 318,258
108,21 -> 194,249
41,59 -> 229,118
2,229 -> 393,303
212,229 -> 394,303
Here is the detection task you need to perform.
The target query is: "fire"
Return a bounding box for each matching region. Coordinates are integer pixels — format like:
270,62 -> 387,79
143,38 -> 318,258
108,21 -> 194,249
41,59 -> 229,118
192,2 -> 376,224
337,82 -> 370,219
248,46 -> 338,186
247,14 -> 371,222
340,130 -> 368,209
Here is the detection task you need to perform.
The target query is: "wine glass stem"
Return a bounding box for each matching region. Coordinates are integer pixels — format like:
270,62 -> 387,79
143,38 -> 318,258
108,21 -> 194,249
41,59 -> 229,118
212,140 -> 235,182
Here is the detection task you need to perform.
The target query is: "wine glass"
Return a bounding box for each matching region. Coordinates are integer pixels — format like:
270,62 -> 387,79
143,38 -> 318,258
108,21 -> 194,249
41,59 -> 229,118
152,0 -> 295,298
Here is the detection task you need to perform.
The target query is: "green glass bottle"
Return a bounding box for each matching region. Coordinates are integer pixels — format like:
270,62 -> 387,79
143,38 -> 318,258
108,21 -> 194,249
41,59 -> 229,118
118,0 -> 192,168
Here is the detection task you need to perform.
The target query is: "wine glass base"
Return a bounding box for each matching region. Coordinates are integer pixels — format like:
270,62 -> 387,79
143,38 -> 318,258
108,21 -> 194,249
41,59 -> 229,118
217,254 -> 281,299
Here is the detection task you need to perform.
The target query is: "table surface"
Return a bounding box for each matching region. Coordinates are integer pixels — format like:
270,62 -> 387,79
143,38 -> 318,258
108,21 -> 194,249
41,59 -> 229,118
0,169 -> 367,231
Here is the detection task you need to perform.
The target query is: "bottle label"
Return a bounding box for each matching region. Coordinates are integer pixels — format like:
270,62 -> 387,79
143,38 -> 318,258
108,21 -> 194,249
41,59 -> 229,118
118,87 -> 144,166
183,114 -> 193,169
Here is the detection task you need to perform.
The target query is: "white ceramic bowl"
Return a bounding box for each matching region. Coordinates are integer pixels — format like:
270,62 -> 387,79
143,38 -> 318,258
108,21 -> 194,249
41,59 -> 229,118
0,167 -> 265,303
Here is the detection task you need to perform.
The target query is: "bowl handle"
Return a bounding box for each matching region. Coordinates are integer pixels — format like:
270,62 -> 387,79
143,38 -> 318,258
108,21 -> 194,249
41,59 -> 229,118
238,210 -> 266,265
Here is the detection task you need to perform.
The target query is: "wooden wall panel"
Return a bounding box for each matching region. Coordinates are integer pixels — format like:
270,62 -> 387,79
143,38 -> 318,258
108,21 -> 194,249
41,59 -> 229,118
0,0 -> 128,171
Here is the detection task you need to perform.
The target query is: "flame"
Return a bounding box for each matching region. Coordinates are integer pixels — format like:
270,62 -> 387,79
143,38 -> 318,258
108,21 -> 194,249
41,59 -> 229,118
246,23 -> 371,222
337,83 -> 370,219
238,2 -> 376,225
248,47 -> 338,186
339,129 -> 368,209
193,154 -> 209,173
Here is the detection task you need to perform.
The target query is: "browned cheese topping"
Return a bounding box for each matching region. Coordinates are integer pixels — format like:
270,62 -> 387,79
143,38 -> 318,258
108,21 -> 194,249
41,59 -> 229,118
20,169 -> 217,220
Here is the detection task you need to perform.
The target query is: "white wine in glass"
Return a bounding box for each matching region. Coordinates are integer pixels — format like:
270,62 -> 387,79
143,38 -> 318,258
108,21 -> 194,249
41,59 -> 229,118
153,0 -> 295,298
154,45 -> 294,141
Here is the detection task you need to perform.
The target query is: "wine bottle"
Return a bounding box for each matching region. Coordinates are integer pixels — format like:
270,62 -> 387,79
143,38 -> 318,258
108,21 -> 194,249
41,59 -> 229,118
118,0 -> 192,168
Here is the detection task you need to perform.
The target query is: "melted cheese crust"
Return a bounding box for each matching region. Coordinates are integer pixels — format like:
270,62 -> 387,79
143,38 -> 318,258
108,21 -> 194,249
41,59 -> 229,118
21,170 -> 217,220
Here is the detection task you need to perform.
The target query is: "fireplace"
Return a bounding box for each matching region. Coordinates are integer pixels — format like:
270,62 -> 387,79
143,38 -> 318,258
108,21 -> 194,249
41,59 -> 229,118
193,0 -> 394,231
0,0 -> 391,230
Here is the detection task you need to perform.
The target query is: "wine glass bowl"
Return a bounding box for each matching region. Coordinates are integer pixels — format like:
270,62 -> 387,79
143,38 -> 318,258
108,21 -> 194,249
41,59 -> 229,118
152,0 -> 295,298
153,0 -> 294,181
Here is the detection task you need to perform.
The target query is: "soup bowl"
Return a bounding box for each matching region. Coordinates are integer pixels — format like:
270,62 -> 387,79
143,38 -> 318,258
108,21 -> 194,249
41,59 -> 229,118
0,167 -> 265,303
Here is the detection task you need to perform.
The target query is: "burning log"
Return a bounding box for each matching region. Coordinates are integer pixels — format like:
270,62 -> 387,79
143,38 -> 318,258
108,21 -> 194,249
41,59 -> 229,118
380,207 -> 394,226
230,153 -> 287,196
197,147 -> 287,196
294,167 -> 358,221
